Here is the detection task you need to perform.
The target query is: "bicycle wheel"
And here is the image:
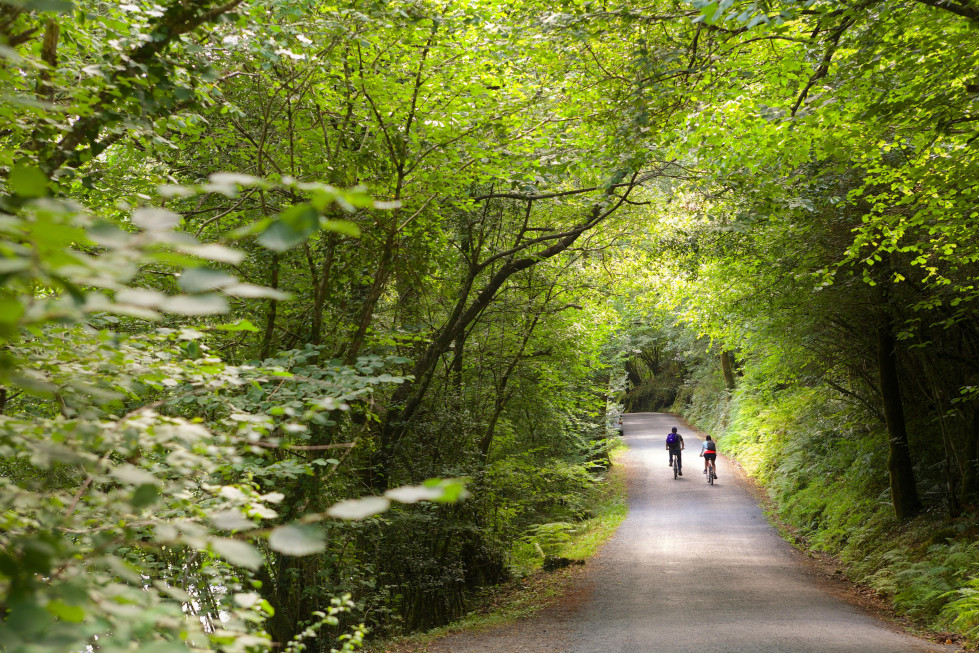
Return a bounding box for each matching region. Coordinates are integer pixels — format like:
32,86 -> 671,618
673,457 -> 678,480
708,463 -> 714,485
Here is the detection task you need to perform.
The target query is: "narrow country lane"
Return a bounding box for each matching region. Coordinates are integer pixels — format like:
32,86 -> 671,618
562,412 -> 954,652
404,413 -> 958,653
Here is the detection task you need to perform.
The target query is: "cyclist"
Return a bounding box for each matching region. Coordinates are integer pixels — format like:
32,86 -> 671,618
700,435 -> 718,478
666,427 -> 684,476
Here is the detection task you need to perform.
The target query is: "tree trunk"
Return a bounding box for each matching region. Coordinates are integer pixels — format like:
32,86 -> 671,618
342,252 -> 393,365
309,234 -> 337,346
260,252 -> 280,359
720,350 -> 736,392
877,319 -> 921,520
35,19 -> 59,102
962,410 -> 979,502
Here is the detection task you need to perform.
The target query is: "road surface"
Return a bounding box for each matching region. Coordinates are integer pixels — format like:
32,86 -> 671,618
562,412 -> 952,652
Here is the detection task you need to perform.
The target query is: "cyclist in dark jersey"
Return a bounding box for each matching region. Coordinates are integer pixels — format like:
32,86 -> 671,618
666,427 -> 684,475
700,435 -> 717,477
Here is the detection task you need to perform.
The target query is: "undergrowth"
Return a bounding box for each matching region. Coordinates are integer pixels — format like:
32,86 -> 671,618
509,440 -> 628,575
368,442 -> 629,651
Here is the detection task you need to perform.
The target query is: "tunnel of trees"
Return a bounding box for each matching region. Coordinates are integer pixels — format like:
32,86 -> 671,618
1,0 -> 979,650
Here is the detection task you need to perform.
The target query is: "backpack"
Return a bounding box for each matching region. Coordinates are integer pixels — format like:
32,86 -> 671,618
705,440 -> 716,452
666,432 -> 678,446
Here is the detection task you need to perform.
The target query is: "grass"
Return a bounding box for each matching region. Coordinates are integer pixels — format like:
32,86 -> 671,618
560,442 -> 629,560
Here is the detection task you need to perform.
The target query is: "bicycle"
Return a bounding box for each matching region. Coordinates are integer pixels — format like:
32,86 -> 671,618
706,458 -> 716,485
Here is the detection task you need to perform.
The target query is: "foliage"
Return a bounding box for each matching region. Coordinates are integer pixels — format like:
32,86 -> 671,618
0,111 -> 460,653
3,0 -> 637,648
8,0 -> 979,647
0,188 -> 464,652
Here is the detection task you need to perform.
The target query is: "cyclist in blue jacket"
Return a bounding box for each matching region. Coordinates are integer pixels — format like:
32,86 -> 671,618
666,427 -> 684,475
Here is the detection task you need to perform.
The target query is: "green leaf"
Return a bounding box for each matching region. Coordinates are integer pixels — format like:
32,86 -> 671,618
160,294 -> 229,316
268,524 -> 326,555
326,496 -> 390,520
257,219 -> 304,251
422,478 -> 470,503
25,0 -> 74,13
132,207 -> 182,231
46,600 -> 85,623
8,164 -> 48,198
130,483 -> 160,509
696,1 -> 718,24
176,243 -> 246,265
210,538 -> 263,570
210,510 -> 257,531
222,283 -> 291,300
212,319 -> 260,332
4,601 -> 50,636
321,219 -> 361,238
257,204 -> 319,251
20,539 -> 55,574
178,267 -> 236,292
0,298 -> 24,339
226,217 -> 272,240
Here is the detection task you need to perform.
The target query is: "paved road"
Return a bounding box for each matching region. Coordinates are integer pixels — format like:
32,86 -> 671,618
564,412 -> 953,652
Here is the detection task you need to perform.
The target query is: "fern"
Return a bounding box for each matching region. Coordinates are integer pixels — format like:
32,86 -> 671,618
943,574 -> 979,636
